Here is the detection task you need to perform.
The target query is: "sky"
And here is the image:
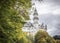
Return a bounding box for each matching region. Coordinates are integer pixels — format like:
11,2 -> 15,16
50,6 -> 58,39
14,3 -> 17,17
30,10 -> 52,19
30,0 -> 60,36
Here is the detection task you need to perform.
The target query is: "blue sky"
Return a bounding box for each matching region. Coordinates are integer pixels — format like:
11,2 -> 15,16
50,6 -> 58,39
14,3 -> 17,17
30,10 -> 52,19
30,0 -> 60,36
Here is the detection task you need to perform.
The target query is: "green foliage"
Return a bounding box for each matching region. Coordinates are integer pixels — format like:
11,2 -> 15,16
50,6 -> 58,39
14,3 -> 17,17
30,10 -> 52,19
56,40 -> 60,43
35,30 -> 55,43
0,0 -> 31,43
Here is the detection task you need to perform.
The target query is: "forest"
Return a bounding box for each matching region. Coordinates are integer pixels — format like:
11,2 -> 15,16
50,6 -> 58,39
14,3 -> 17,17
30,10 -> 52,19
0,0 -> 60,43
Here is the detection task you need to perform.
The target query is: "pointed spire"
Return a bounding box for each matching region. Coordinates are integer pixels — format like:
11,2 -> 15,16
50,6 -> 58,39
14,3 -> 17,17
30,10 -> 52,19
33,8 -> 38,16
40,23 -> 44,29
33,8 -> 39,25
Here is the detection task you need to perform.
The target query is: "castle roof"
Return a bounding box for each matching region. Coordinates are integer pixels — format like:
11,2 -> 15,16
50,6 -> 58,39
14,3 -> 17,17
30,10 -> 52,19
33,8 -> 38,16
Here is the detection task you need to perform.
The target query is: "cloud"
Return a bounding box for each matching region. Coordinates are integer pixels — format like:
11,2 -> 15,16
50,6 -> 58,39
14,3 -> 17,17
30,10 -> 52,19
52,8 -> 60,15
39,14 -> 60,36
43,0 -> 60,6
35,0 -> 60,15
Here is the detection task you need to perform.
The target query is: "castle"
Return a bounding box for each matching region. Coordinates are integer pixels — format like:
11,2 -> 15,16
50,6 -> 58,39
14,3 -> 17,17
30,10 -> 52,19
22,0 -> 47,36
22,7 -> 47,36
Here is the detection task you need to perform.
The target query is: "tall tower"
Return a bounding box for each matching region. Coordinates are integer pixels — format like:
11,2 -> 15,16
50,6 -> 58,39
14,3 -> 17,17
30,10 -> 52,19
33,8 -> 39,26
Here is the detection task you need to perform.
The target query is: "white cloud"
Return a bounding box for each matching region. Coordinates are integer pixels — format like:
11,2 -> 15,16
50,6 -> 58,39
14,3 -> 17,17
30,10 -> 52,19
52,8 -> 60,15
35,2 -> 51,15
35,0 -> 60,15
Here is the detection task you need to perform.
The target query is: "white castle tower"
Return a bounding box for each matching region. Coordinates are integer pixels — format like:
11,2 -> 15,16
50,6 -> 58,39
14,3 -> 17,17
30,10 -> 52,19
33,8 -> 39,25
32,7 -> 47,32
22,0 -> 47,36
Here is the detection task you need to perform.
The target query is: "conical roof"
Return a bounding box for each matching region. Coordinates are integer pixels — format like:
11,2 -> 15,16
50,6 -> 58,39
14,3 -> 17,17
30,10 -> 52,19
33,8 -> 38,16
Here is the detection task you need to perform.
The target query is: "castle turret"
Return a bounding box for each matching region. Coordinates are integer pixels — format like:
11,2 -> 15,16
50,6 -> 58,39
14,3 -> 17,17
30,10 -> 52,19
40,23 -> 44,29
33,8 -> 39,25
44,25 -> 47,31
40,23 -> 47,31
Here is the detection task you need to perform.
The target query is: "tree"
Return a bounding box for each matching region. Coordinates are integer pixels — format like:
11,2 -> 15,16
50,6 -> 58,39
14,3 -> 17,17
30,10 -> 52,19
35,30 -> 55,43
0,0 -> 31,43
